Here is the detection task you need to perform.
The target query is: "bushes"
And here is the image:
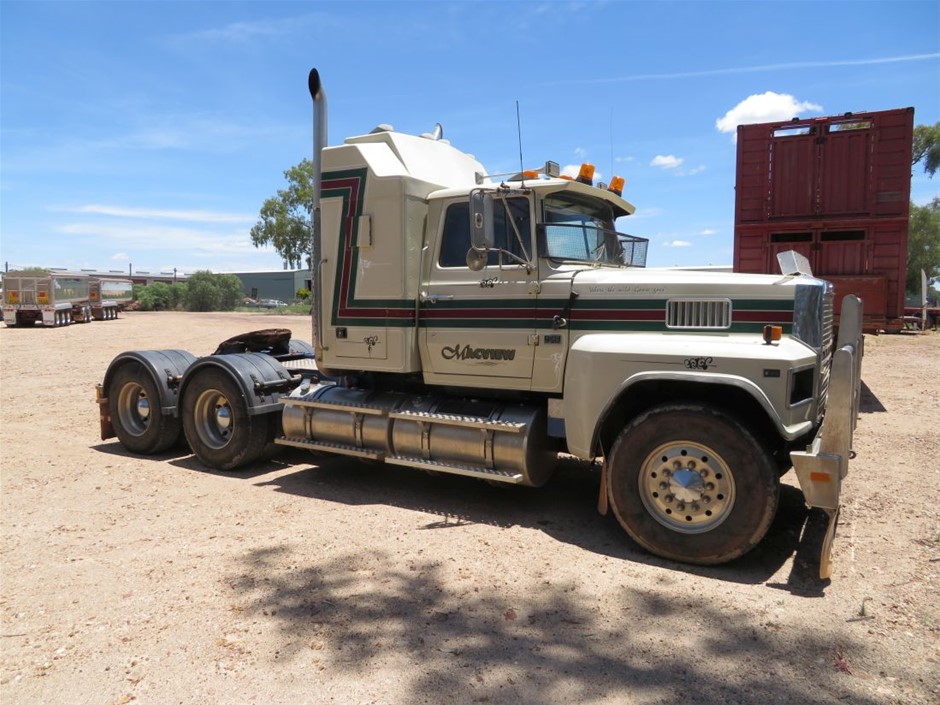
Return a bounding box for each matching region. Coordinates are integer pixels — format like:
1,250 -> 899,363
132,271 -> 244,312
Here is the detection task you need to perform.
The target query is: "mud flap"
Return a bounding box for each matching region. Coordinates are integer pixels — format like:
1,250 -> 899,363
597,459 -> 609,515
96,383 -> 114,441
819,507 -> 840,580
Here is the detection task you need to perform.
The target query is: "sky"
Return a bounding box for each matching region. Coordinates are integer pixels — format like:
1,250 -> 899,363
1,1 -> 939,275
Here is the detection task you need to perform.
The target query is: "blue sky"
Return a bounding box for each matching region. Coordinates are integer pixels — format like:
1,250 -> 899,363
2,1 -> 938,274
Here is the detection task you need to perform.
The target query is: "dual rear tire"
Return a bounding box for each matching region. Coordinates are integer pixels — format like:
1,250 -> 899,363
109,365 -> 277,471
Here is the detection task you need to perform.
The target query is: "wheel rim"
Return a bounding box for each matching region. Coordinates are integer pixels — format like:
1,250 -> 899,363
116,382 -> 151,437
193,388 -> 234,450
638,440 -> 736,534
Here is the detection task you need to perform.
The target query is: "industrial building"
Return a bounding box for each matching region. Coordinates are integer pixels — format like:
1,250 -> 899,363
229,269 -> 312,303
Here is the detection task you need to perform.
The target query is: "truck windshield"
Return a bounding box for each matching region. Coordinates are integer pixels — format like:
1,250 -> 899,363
542,193 -> 646,267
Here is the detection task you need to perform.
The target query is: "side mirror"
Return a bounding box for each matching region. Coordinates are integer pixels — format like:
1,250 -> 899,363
469,192 -> 495,251
466,248 -> 488,271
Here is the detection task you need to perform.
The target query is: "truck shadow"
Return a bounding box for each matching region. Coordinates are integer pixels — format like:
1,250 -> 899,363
234,453 -> 818,589
859,380 -> 887,413
94,440 -> 826,590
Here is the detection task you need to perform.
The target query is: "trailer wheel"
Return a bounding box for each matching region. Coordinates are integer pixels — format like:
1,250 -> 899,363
607,403 -> 779,565
181,368 -> 269,471
109,364 -> 181,454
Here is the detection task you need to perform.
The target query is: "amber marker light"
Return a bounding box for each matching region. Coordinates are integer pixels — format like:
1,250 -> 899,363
523,169 -> 539,179
762,325 -> 782,344
576,163 -> 595,185
608,176 -> 625,196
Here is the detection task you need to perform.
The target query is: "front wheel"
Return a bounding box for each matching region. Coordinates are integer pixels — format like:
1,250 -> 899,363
607,404 -> 779,565
181,368 -> 270,471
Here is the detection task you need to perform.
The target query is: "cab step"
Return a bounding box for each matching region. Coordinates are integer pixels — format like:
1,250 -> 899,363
386,455 -> 524,484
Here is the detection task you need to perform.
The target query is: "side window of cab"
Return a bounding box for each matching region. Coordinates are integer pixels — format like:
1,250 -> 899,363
438,197 -> 531,268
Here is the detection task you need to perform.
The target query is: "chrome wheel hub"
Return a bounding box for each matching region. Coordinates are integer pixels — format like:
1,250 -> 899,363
194,389 -> 233,450
639,441 -> 735,534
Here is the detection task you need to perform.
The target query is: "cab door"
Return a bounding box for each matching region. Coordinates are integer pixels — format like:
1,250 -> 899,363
419,196 -> 537,390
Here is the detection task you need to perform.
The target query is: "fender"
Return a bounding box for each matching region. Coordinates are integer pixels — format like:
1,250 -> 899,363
178,353 -> 293,416
102,349 -> 197,416
561,332 -> 818,458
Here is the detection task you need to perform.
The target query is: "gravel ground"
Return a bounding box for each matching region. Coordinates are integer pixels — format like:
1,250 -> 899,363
1,311 -> 937,705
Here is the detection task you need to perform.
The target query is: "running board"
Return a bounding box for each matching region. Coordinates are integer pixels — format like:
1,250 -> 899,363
275,436 -> 384,460
387,455 -> 524,484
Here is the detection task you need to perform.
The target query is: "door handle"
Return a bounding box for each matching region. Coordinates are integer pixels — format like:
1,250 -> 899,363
419,292 -> 454,304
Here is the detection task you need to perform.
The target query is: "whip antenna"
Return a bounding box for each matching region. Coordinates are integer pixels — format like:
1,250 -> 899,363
516,101 -> 524,177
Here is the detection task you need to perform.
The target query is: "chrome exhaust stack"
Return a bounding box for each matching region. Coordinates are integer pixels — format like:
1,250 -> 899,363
307,68 -> 327,355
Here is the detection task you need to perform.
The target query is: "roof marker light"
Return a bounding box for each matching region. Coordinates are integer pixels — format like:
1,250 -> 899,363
576,163 -> 595,185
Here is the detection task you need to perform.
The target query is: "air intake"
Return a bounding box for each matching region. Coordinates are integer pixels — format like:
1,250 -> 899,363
666,299 -> 732,329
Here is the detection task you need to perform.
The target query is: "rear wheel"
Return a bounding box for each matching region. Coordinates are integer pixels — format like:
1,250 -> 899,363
182,368 -> 269,471
607,403 -> 779,565
109,364 -> 181,454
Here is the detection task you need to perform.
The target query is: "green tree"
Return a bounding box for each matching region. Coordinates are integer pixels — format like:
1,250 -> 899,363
183,270 -> 244,312
296,287 -> 311,301
907,198 -> 940,295
250,159 -> 315,268
136,282 -> 172,311
912,122 -> 940,177
168,282 -> 187,310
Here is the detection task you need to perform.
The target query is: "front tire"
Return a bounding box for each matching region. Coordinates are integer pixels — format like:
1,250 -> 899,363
181,368 -> 269,471
607,404 -> 779,565
109,363 -> 182,454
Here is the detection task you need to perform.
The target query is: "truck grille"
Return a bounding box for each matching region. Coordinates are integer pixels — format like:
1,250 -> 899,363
817,291 -> 835,418
666,299 -> 732,329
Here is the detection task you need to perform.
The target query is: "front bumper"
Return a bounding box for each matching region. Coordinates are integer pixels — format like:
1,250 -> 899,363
790,295 -> 864,579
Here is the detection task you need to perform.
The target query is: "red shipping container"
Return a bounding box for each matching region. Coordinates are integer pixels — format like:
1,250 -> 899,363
733,108 -> 914,332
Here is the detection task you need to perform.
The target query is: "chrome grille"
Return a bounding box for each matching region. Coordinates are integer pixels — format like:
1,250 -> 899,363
817,289 -> 834,419
666,299 -> 732,329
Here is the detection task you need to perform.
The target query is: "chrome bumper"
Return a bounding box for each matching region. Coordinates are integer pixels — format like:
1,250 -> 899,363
791,295 -> 864,579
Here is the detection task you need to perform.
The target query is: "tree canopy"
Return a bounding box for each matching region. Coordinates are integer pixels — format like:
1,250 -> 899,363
907,198 -> 940,296
912,122 -> 940,177
249,159 -> 315,269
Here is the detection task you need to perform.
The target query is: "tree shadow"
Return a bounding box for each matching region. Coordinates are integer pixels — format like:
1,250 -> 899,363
223,546 -> 885,705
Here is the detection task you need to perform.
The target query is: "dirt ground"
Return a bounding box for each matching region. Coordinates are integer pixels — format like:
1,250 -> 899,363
1,311 -> 937,705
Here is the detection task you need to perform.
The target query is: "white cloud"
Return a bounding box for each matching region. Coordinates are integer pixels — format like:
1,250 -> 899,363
700,228 -> 717,236
663,240 -> 692,248
61,204 -> 255,225
56,221 -> 264,256
716,92 -> 823,134
111,252 -> 129,261
574,147 -> 588,158
651,155 -> 683,169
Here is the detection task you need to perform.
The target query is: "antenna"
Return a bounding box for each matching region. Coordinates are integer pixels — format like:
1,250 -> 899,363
609,107 -> 614,180
516,101 -> 524,177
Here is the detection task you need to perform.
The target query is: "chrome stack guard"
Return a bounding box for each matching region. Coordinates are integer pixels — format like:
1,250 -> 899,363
791,295 -> 864,579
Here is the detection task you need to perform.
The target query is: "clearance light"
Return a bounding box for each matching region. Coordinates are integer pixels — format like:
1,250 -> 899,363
608,176 -> 625,196
523,169 -> 539,179
560,175 -> 574,181
576,163 -> 595,185
762,325 -> 782,345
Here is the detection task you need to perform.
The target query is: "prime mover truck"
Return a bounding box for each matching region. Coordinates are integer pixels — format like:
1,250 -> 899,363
96,69 -> 864,578
3,271 -> 132,327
